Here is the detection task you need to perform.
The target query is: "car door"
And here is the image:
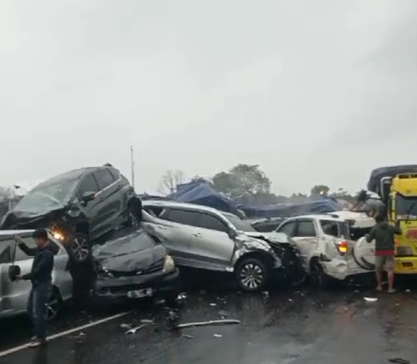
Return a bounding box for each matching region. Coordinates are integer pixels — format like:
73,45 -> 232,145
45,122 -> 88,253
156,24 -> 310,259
291,219 -> 319,266
75,173 -> 102,238
188,212 -> 235,270
150,208 -> 202,267
0,235 -> 34,315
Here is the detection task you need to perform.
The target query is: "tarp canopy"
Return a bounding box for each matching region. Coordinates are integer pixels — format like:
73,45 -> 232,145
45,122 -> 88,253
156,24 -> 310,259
367,165 -> 417,192
167,181 -> 240,215
237,198 -> 341,218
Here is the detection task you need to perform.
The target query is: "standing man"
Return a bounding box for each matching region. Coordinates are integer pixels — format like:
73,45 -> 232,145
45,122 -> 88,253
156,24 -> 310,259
366,215 -> 401,293
14,229 -> 55,348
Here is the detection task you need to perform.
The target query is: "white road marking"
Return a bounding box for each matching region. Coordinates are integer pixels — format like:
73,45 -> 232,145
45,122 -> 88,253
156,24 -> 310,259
0,311 -> 131,358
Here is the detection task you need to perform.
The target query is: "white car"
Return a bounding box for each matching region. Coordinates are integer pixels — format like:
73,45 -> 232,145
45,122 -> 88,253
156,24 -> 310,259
274,212 -> 375,286
0,230 -> 73,320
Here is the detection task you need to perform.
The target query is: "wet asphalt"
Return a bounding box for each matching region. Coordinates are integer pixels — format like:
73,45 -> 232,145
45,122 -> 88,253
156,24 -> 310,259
2,275 -> 417,364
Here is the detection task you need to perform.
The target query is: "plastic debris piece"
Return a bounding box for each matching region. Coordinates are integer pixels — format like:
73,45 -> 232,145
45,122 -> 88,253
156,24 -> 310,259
126,324 -> 147,334
364,297 -> 378,302
213,334 -> 223,338
388,358 -> 410,364
120,323 -> 132,329
176,319 -> 240,329
405,289 -> 411,293
182,334 -> 193,339
210,303 -> 217,307
140,319 -> 154,324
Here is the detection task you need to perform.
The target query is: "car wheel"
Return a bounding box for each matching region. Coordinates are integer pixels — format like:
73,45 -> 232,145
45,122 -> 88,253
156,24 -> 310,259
46,287 -> 62,321
69,232 -> 91,263
310,261 -> 334,288
235,258 -> 268,292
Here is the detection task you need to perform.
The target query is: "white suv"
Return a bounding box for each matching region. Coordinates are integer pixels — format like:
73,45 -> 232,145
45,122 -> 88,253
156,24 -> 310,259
274,212 -> 372,287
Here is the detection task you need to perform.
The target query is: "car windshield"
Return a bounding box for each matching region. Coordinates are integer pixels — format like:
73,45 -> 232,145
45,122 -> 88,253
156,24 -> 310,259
223,213 -> 256,232
14,180 -> 77,213
396,194 -> 417,218
94,228 -> 156,258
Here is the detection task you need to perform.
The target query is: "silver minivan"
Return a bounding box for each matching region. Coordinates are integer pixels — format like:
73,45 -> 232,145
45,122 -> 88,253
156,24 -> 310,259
0,230 -> 73,320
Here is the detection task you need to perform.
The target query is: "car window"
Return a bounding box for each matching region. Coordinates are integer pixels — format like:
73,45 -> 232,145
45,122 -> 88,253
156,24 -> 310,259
277,221 -> 297,236
295,220 -> 316,237
195,214 -> 228,233
94,169 -> 116,190
108,168 -> 120,180
165,209 -> 200,227
0,243 -> 11,264
78,174 -> 100,195
320,220 -> 341,237
144,206 -> 165,217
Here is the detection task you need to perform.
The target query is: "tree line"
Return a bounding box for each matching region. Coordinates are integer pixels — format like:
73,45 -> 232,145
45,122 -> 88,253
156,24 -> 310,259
158,164 -> 357,205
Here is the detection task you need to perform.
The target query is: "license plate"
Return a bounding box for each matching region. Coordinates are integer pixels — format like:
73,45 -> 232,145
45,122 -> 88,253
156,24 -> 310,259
127,288 -> 153,299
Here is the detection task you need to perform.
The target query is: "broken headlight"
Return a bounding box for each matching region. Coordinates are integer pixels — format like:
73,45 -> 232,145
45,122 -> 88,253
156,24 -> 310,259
162,255 -> 175,273
98,266 -> 114,278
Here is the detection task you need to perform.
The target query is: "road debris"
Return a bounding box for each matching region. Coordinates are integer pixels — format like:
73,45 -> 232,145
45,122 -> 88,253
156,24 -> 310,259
176,319 -> 240,329
181,334 -> 193,339
125,324 -> 147,334
140,319 -> 154,324
120,323 -> 132,330
388,358 -> 410,364
210,303 -> 217,307
364,297 -> 378,302
218,310 -> 229,317
213,334 -> 223,338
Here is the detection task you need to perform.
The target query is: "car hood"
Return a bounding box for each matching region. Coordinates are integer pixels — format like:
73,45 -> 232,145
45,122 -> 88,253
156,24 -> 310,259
93,231 -> 166,273
0,206 -> 67,229
235,233 -> 273,252
245,231 -> 292,245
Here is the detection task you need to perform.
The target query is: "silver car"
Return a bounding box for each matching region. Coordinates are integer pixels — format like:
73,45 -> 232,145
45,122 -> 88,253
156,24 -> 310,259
141,201 -> 284,292
0,230 -> 72,320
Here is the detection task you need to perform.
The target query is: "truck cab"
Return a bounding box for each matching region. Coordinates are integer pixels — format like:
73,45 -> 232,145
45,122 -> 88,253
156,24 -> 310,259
367,165 -> 417,274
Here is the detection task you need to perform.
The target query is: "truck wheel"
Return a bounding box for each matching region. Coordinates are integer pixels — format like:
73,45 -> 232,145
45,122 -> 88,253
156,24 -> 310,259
235,257 -> 269,292
69,232 -> 91,263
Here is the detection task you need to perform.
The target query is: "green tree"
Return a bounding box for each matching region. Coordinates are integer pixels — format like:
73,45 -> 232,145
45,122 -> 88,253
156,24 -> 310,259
211,164 -> 272,203
310,185 -> 330,197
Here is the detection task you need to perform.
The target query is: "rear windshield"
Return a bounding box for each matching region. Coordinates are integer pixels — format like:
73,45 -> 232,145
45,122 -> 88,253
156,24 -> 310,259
319,220 -> 349,239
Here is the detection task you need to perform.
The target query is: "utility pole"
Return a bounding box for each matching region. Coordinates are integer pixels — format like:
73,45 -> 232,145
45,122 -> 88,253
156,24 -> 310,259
130,145 -> 135,189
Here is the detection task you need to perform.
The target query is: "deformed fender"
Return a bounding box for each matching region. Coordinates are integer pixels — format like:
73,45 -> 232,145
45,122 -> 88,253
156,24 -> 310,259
228,236 -> 282,272
320,258 -> 350,280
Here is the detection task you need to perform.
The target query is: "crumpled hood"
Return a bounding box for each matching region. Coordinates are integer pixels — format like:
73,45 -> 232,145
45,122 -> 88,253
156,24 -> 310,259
0,206 -> 66,229
95,245 -> 166,272
245,231 -> 291,245
235,233 -> 273,252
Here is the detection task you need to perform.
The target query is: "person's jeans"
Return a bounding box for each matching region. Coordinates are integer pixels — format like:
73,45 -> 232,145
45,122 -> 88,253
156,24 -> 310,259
27,282 -> 52,341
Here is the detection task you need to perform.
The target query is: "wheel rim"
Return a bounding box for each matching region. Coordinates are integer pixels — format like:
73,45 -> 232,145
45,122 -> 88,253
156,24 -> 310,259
239,263 -> 264,289
46,292 -> 59,320
71,235 -> 89,261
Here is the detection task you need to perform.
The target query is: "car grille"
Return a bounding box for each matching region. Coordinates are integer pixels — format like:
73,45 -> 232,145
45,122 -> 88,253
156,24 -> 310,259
108,261 -> 163,277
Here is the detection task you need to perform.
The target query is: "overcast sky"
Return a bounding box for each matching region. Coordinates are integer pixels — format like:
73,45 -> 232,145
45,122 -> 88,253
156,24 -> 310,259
1,0 -> 416,195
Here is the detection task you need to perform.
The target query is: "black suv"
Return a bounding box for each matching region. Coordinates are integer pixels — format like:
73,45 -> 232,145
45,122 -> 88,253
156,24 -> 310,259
0,165 -> 136,262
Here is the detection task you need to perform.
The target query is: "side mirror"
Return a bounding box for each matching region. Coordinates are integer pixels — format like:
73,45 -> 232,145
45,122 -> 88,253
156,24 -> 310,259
82,191 -> 96,204
227,229 -> 237,240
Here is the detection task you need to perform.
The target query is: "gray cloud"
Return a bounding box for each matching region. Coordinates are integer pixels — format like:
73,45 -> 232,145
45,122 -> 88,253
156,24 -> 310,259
0,0 -> 415,195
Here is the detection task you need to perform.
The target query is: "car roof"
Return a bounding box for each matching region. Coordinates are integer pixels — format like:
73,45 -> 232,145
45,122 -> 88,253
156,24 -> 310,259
35,167 -> 95,187
285,214 -> 344,222
143,200 -> 222,214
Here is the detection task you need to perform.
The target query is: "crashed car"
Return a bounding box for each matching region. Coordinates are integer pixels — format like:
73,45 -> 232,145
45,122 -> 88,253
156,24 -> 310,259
93,226 -> 179,304
0,165 -> 136,263
250,217 -> 285,233
274,211 -> 374,287
140,200 -> 305,292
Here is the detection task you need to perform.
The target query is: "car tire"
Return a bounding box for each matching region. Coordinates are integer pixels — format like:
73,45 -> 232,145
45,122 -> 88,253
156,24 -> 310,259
310,260 -> 334,289
46,287 -> 62,321
235,257 -> 269,292
69,232 -> 91,263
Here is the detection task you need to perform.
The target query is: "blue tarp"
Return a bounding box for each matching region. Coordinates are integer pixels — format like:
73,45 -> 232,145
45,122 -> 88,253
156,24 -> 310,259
237,198 -> 341,218
167,181 -> 240,215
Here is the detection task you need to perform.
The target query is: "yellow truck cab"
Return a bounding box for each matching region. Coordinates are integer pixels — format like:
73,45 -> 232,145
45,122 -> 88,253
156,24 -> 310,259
367,165 -> 417,274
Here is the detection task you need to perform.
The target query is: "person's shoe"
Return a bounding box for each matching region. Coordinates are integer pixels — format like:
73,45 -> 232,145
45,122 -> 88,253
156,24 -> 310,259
388,288 -> 396,294
28,339 -> 46,348
376,286 -> 383,292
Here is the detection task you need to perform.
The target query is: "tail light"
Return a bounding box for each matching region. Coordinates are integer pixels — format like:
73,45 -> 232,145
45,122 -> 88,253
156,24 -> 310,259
336,241 -> 348,255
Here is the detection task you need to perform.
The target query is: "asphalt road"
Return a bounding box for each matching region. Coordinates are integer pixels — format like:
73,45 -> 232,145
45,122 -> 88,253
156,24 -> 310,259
2,279 -> 417,364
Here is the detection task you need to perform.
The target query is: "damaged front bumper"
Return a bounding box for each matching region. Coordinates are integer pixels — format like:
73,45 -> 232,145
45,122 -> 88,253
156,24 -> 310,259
94,268 -> 180,300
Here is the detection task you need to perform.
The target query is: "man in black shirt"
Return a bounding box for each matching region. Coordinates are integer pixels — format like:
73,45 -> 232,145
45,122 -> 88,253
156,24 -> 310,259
14,229 -> 55,348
